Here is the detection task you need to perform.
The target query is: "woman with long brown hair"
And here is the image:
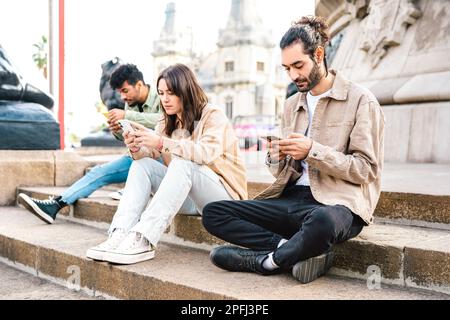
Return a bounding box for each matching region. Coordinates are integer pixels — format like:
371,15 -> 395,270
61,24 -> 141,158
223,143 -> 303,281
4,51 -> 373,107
86,64 -> 247,265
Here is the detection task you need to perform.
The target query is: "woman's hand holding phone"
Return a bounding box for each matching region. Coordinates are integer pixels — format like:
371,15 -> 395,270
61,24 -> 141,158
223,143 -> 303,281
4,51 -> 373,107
124,131 -> 140,153
127,121 -> 161,150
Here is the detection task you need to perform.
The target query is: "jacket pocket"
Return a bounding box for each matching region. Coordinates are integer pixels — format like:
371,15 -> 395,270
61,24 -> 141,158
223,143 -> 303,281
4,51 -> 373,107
325,121 -> 354,152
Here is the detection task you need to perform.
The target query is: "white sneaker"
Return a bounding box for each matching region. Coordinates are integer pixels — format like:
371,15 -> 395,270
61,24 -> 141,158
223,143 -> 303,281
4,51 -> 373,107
103,231 -> 155,265
86,229 -> 127,261
108,189 -> 124,200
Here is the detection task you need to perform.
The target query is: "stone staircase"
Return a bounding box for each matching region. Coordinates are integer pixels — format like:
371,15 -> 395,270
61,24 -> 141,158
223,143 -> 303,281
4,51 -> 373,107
0,152 -> 449,299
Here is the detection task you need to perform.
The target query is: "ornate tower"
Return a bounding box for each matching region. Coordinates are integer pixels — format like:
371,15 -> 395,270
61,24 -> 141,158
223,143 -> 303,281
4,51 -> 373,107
201,0 -> 285,118
152,2 -> 194,81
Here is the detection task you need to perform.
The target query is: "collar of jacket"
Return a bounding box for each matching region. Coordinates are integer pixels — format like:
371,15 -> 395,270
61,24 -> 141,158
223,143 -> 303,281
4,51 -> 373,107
293,69 -> 350,112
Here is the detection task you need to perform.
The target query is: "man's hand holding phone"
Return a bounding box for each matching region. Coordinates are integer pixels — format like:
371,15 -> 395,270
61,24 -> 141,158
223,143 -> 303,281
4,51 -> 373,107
261,135 -> 287,163
278,133 -> 313,161
107,109 -> 126,133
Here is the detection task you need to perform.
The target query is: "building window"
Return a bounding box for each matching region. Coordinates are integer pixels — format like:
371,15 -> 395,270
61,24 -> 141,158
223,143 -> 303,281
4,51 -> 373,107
225,100 -> 233,119
257,61 -> 265,72
225,61 -> 234,72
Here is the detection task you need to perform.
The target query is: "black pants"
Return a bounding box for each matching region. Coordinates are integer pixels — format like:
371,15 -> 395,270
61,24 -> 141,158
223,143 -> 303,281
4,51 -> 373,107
202,185 -> 365,269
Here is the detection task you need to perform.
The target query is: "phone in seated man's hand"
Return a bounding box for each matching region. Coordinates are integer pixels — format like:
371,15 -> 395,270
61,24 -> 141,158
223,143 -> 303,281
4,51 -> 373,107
260,135 -> 282,143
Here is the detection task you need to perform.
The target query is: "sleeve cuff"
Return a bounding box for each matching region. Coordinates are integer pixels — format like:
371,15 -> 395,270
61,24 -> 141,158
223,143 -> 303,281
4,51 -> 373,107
124,110 -> 135,121
161,137 -> 179,154
127,149 -> 135,160
306,141 -> 327,162
265,152 -> 284,167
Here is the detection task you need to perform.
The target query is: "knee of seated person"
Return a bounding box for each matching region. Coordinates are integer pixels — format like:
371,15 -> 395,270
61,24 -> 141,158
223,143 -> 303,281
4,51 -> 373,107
308,207 -> 338,236
85,163 -> 105,177
168,157 -> 197,172
134,157 -> 160,170
202,202 -> 225,230
170,157 -> 194,167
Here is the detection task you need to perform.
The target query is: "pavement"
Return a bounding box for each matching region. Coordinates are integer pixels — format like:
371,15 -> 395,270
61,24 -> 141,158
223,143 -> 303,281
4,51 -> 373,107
0,261 -> 98,300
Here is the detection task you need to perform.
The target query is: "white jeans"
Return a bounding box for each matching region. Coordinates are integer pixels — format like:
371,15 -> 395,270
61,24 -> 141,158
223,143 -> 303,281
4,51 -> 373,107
109,157 -> 233,246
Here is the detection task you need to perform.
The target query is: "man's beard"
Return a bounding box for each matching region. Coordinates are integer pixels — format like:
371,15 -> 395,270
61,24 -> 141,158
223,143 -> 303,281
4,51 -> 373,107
295,61 -> 322,93
127,86 -> 141,107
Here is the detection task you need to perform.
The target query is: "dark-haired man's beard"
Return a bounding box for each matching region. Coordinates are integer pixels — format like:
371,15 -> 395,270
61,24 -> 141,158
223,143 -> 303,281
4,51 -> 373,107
294,62 -> 322,93
127,100 -> 137,107
127,86 -> 141,107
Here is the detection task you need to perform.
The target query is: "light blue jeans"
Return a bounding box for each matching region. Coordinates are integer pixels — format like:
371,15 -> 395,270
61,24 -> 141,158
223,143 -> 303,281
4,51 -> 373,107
60,155 -> 133,205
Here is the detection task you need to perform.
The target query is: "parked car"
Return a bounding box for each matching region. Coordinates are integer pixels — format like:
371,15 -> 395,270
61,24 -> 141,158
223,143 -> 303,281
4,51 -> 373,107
232,115 -> 280,151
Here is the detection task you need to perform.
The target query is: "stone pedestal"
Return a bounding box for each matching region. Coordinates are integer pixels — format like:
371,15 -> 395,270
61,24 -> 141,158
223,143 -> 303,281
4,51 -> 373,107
0,151 -> 88,205
317,0 -> 450,163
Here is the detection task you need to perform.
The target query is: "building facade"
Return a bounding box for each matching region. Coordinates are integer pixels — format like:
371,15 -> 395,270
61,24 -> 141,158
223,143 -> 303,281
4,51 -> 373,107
152,0 -> 288,121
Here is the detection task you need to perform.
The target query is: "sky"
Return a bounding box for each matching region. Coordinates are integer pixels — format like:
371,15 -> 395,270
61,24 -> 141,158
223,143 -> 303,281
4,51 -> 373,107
0,0 -> 315,144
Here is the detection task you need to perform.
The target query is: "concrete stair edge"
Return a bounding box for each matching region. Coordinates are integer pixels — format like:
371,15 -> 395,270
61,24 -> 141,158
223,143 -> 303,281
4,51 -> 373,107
12,187 -> 450,295
0,206 -> 448,300
17,186 -> 450,229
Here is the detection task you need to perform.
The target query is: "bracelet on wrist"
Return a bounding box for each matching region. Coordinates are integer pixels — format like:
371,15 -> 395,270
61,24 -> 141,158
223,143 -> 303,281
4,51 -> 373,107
157,136 -> 164,152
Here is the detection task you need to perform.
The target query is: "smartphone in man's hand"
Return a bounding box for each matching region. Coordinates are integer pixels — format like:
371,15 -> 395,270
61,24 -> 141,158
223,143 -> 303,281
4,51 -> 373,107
260,135 -> 282,143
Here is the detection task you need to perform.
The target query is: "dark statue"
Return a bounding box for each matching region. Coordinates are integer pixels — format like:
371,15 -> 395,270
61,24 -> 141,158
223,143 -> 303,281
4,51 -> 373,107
0,45 -> 59,150
99,57 -> 125,110
80,57 -> 125,147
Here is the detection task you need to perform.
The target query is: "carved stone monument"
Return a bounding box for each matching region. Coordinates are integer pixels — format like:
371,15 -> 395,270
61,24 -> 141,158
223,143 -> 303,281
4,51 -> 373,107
0,45 -> 59,150
317,0 -> 450,163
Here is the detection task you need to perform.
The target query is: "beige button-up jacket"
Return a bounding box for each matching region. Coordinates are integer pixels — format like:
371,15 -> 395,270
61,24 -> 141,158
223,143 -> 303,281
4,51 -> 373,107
158,104 -> 248,201
256,70 -> 385,224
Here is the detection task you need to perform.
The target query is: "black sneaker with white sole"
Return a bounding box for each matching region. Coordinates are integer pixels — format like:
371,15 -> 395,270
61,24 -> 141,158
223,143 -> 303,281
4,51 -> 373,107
292,251 -> 335,284
210,246 -> 281,276
17,193 -> 66,224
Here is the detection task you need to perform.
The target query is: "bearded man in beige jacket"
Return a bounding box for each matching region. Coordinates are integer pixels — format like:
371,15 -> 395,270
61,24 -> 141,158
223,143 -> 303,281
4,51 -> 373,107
203,16 -> 385,284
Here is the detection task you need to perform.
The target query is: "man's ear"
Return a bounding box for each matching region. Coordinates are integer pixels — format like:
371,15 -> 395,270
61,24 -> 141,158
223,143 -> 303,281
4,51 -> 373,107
314,46 -> 325,64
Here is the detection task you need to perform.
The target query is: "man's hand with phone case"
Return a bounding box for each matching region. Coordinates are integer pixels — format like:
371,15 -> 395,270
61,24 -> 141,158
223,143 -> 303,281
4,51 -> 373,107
261,135 -> 286,163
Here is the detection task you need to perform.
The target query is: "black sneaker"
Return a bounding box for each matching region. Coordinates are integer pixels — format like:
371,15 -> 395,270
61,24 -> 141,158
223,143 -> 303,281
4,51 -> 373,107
210,245 -> 280,276
292,251 -> 335,284
17,193 -> 64,224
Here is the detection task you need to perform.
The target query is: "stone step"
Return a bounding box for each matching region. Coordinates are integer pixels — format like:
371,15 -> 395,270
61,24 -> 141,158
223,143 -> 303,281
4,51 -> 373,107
0,206 -> 448,300
79,154 -> 450,227
14,187 -> 450,295
18,182 -> 450,229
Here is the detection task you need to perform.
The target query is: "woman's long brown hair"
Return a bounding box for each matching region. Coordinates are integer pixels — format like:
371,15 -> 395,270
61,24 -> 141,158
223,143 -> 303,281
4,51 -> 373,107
157,64 -> 208,137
